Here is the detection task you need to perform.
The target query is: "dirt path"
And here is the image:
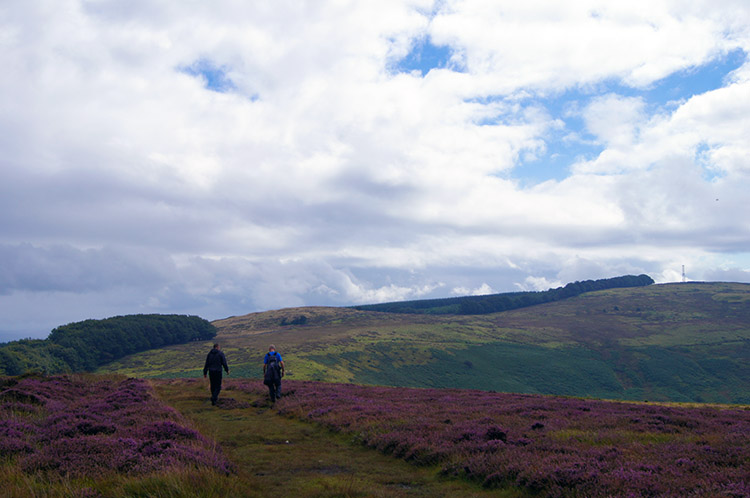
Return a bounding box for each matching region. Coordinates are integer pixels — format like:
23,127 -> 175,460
153,379 -> 515,498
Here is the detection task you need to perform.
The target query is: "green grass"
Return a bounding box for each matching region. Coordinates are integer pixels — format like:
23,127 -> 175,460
0,461 -> 243,498
547,428 -> 702,446
97,283 -> 750,403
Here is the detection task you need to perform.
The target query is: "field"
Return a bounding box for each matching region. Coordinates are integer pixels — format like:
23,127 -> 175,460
1,374 -> 747,497
99,283 -> 750,404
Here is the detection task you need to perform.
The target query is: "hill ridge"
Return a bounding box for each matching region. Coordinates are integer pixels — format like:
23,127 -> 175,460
352,273 -> 654,315
98,282 -> 750,404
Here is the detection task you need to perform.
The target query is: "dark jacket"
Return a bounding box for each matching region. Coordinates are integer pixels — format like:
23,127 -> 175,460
203,348 -> 229,375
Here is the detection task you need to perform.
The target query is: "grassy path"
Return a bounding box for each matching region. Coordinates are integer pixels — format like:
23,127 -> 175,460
153,379 -> 517,498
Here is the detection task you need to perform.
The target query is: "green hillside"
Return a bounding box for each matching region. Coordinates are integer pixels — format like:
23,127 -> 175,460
98,282 -> 750,404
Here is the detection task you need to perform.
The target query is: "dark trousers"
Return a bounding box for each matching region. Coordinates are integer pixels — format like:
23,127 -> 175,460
267,379 -> 281,402
208,370 -> 223,404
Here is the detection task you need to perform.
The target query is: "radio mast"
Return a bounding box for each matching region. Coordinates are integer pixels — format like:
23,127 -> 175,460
682,265 -> 686,283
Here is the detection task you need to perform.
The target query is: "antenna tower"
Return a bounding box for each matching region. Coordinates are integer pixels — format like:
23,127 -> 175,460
682,265 -> 686,283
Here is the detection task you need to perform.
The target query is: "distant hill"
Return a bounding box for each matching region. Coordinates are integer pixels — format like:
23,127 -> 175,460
353,274 -> 655,315
97,282 -> 750,404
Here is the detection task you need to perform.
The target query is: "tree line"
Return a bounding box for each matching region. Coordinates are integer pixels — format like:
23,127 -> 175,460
0,314 -> 216,375
353,274 -> 655,315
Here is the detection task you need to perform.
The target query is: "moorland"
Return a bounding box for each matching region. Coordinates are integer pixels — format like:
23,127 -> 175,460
2,280 -> 749,497
2,374 -> 747,497
100,282 -> 750,404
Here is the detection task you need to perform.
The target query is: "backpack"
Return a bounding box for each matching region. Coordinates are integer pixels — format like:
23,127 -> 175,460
264,352 -> 281,384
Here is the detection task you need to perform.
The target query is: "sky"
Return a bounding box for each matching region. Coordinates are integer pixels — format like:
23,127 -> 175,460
2,0 -> 750,341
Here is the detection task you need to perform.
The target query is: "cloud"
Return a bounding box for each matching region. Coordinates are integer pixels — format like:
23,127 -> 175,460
516,276 -> 562,292
429,0 -> 744,91
0,244 -> 175,294
582,94 -> 646,149
452,282 -> 494,296
1,0 -> 749,339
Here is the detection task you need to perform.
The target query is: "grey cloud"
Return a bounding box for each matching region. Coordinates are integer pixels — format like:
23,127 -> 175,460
2,1 -> 750,341
81,0 -> 176,25
0,244 -> 175,294
702,267 -> 750,283
612,158 -> 750,250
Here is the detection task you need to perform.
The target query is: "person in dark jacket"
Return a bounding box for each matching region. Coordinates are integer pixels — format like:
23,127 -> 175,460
203,343 -> 229,405
263,344 -> 285,403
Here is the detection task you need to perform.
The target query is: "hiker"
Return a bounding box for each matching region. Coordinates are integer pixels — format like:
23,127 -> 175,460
263,344 -> 285,403
203,343 -> 229,405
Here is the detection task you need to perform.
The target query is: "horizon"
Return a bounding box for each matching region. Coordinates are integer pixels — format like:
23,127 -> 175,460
2,1 -> 750,341
2,276 -> 739,343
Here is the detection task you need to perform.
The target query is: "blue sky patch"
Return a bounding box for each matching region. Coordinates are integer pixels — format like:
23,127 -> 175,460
396,37 -> 454,76
620,48 -> 746,107
470,92 -> 603,185
518,91 -> 603,185
514,138 -> 602,186
509,49 -> 747,186
180,59 -> 236,93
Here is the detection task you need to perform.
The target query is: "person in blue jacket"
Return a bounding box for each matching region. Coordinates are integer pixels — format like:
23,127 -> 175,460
263,344 -> 285,403
203,343 -> 229,405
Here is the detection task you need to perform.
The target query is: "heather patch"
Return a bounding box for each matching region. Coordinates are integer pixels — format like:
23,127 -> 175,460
234,380 -> 750,497
0,375 -> 234,478
0,419 -> 35,455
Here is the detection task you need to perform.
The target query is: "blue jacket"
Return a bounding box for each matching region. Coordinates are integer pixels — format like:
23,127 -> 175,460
264,351 -> 283,364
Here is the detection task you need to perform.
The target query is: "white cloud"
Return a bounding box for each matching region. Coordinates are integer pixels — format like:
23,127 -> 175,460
1,0 -> 750,339
516,276 -> 562,292
452,282 -> 493,296
430,0 -> 743,92
582,94 -> 646,149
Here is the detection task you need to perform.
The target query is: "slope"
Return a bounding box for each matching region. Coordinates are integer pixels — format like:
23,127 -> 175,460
98,282 -> 750,403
